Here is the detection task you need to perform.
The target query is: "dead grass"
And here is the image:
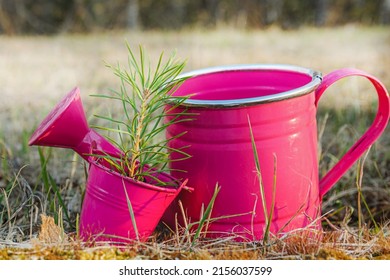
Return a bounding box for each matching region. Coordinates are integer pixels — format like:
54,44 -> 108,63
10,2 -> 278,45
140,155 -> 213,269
1,25 -> 390,259
1,222 -> 390,260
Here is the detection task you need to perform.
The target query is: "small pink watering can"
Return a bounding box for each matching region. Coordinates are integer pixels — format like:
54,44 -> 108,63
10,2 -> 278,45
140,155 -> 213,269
165,65 -> 390,240
29,87 -> 188,242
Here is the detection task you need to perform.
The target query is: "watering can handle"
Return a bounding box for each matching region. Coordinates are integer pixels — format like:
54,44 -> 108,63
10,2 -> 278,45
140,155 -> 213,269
315,68 -> 390,198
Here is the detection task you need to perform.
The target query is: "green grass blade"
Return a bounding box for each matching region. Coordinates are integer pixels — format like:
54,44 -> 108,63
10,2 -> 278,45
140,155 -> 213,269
48,174 -> 71,224
122,179 -> 139,241
38,147 -> 51,193
191,184 -> 221,247
247,116 -> 268,226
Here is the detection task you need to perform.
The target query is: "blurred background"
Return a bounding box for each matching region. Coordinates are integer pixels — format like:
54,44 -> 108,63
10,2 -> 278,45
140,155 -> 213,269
0,0 -> 389,35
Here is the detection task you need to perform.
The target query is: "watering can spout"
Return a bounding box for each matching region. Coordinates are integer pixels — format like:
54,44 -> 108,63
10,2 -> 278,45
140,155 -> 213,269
28,87 -> 121,162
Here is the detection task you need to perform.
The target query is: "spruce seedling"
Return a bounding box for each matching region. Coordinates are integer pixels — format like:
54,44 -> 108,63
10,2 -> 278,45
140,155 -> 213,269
92,44 -> 192,186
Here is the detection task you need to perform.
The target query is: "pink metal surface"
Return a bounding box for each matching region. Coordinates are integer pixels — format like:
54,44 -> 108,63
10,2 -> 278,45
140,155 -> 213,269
316,69 -> 390,197
80,159 -> 187,242
28,87 -> 121,161
166,65 -> 390,240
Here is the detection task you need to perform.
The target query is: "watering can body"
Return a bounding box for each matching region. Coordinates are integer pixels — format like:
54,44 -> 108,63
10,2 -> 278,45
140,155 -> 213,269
80,159 -> 187,242
28,87 -> 188,242
166,65 -> 390,240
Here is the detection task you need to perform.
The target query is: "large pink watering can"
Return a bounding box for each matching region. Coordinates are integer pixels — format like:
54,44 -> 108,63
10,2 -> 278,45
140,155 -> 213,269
29,87 -> 188,242
165,65 -> 390,240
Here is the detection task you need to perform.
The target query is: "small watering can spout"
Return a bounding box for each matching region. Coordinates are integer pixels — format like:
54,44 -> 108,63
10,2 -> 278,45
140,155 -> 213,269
29,87 -> 121,162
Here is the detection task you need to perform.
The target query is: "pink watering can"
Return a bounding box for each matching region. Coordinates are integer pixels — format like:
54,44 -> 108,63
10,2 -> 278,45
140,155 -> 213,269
29,87 -> 188,242
165,65 -> 390,240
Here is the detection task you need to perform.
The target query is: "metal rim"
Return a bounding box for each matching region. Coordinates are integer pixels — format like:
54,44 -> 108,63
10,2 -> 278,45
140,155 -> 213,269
175,64 -> 322,108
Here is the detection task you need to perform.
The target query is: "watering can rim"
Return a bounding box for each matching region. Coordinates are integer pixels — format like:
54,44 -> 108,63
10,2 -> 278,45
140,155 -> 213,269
89,158 -> 190,194
173,64 -> 322,108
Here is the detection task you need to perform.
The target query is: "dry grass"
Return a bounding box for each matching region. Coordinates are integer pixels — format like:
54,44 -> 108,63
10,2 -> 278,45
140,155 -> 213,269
1,25 -> 390,259
1,223 -> 390,260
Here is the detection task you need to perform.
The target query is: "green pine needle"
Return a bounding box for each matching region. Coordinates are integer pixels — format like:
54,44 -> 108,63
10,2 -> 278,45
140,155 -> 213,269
92,43 -> 192,186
